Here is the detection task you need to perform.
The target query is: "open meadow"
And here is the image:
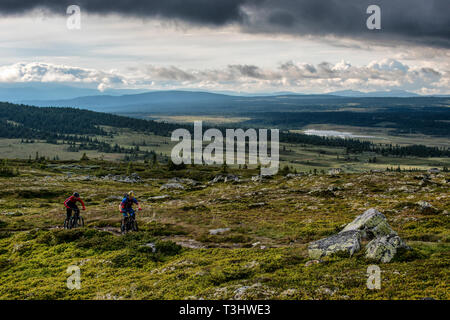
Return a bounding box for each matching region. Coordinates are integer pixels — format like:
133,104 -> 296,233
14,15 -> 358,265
0,160 -> 448,299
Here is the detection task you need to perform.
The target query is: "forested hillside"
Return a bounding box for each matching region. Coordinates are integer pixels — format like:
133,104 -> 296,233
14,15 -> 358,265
0,102 -> 180,137
0,102 -> 449,158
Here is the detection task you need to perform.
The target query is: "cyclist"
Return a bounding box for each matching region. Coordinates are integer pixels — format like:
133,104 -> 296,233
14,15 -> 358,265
64,192 -> 86,221
119,191 -> 142,219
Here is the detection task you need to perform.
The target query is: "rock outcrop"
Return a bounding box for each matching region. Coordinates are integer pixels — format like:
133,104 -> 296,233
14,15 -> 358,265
160,183 -> 185,191
308,230 -> 361,259
251,175 -> 273,182
416,201 -> 438,215
209,228 -> 231,235
308,208 -> 408,263
168,177 -> 199,186
365,234 -> 408,263
102,173 -> 141,183
210,174 -> 240,184
341,208 -> 396,239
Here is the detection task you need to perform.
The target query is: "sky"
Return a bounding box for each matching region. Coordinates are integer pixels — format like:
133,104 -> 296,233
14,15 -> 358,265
0,0 -> 449,95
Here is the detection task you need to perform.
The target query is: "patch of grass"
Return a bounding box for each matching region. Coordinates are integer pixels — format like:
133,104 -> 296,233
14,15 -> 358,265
0,160 -> 448,300
208,265 -> 253,285
196,233 -> 252,244
18,189 -> 66,199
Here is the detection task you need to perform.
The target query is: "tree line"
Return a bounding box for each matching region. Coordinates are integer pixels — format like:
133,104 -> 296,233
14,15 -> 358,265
0,102 -> 448,158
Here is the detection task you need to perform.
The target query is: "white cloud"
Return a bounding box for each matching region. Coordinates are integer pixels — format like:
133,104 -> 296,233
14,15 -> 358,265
0,59 -> 448,95
0,62 -> 127,91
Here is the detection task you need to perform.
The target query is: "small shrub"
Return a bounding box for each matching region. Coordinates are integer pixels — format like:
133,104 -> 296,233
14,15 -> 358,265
52,229 -> 87,244
0,231 -> 11,239
0,257 -> 13,271
36,231 -> 54,245
111,252 -> 144,268
18,189 -> 65,199
143,222 -> 187,236
392,247 -> 427,262
154,240 -> 182,256
209,265 -> 252,285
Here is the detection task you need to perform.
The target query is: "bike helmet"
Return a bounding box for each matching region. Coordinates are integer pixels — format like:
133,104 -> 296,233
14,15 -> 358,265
73,192 -> 80,198
128,191 -> 135,198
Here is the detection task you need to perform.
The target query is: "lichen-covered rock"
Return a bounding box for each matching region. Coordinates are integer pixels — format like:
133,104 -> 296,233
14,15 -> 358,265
102,173 -> 141,183
416,201 -> 437,215
308,230 -> 361,259
308,208 -> 408,262
210,174 -> 240,184
233,283 -> 275,300
148,195 -> 170,201
168,177 -> 199,186
251,175 -> 272,182
209,228 -> 230,235
160,183 -> 185,191
285,173 -> 304,179
365,234 -> 408,263
340,208 -> 395,239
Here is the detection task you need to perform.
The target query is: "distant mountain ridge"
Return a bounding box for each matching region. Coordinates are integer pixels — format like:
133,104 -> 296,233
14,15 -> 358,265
327,89 -> 421,98
0,82 -> 433,111
0,83 -> 148,102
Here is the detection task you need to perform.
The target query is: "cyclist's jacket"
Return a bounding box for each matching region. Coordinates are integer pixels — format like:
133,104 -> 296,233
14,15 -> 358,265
64,196 -> 85,209
121,197 -> 138,210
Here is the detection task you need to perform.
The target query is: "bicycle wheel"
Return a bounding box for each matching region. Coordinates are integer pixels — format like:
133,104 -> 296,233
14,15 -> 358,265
121,217 -> 127,234
131,218 -> 138,232
70,216 -> 77,228
78,216 -> 84,227
63,218 -> 70,229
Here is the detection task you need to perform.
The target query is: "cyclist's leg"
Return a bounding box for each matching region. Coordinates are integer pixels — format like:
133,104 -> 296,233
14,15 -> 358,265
121,209 -> 129,225
66,207 -> 72,220
121,209 -> 128,232
129,208 -> 135,218
73,205 -> 80,218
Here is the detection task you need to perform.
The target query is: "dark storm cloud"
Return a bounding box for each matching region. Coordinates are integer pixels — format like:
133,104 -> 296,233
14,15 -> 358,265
1,0 -> 449,47
0,0 -> 252,25
243,0 -> 450,48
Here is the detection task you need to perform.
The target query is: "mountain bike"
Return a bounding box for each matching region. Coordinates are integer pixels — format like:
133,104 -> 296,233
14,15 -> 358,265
121,215 -> 138,234
63,212 -> 85,229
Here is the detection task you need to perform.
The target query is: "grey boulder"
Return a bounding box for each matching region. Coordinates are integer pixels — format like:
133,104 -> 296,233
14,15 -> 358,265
416,201 -> 437,215
210,174 -> 240,183
365,234 -> 408,263
308,230 -> 361,259
307,208 -> 408,263
160,183 -> 185,191
209,228 -> 231,235
340,208 -> 396,239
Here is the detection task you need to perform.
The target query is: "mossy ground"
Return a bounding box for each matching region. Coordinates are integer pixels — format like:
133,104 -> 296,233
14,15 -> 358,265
0,160 -> 448,300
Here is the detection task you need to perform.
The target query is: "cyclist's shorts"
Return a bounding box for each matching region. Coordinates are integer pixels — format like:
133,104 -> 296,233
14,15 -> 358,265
67,203 -> 79,212
121,208 -> 135,217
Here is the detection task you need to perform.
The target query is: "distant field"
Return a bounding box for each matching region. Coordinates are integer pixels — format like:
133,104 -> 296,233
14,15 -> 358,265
146,115 -> 251,124
291,124 -> 450,148
1,125 -> 449,173
0,139 -> 123,161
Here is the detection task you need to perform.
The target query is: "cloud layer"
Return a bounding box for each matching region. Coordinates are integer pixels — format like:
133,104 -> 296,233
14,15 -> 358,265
0,62 -> 126,91
0,1 -> 449,48
1,60 -> 448,95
